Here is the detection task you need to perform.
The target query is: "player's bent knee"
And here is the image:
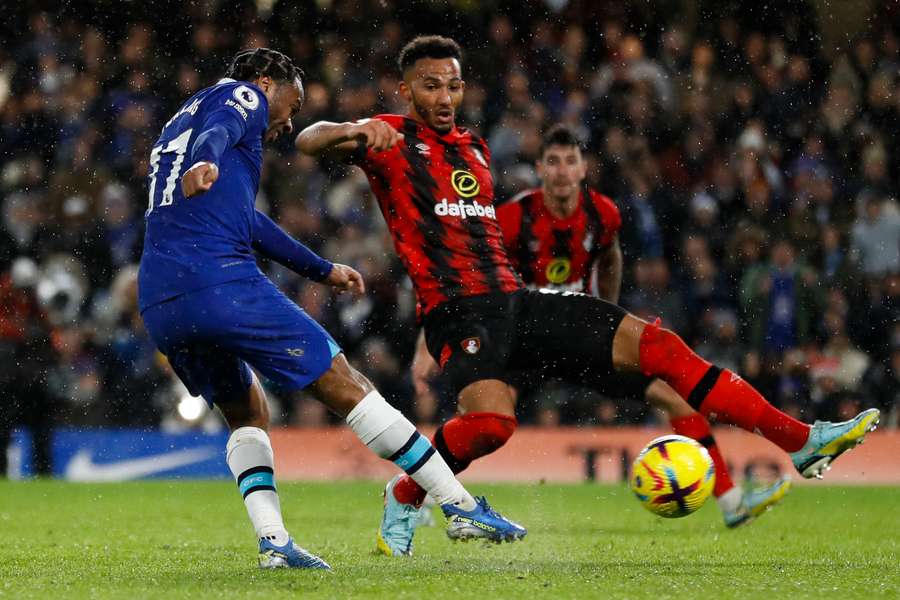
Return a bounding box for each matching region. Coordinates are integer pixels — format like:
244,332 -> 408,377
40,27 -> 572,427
636,320 -> 692,377
458,379 -> 516,416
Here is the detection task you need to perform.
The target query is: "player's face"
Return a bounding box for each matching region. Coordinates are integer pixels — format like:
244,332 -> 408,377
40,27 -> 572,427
264,78 -> 304,143
537,144 -> 587,201
401,58 -> 465,133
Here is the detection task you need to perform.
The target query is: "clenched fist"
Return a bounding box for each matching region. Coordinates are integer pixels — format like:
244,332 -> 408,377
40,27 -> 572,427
324,263 -> 366,295
347,119 -> 404,153
181,161 -> 219,197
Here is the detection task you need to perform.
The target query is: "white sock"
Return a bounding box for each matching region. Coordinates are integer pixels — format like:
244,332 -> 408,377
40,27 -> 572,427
716,486 -> 742,514
226,427 -> 289,545
346,391 -> 476,511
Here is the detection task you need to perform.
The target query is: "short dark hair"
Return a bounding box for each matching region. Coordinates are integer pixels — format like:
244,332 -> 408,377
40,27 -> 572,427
397,35 -> 462,74
541,124 -> 584,155
226,48 -> 304,84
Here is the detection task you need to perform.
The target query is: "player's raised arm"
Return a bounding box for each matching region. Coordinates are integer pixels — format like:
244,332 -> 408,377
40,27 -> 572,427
295,118 -> 403,157
182,107 -> 248,197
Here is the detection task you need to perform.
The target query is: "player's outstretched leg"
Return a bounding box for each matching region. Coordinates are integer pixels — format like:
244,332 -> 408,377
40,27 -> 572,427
648,381 -> 791,527
384,380 -> 522,551
311,358 -> 526,557
618,316 -> 880,479
220,375 -> 330,570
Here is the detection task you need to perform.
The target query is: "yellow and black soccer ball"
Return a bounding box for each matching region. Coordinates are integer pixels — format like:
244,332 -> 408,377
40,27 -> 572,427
630,434 -> 716,518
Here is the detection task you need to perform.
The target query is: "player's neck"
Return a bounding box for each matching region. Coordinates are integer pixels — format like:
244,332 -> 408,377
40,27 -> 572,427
543,191 -> 579,219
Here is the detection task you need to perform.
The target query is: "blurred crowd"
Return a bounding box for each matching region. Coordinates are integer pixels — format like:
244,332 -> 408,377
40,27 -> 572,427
1,0 -> 899,465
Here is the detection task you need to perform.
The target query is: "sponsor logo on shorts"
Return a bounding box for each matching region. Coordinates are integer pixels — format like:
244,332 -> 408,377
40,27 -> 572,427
451,169 -> 480,198
545,257 -> 572,284
434,198 -> 496,219
285,348 -> 305,357
461,337 -> 481,355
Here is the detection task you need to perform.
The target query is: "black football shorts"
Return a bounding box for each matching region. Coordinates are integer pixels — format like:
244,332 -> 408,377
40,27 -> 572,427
423,288 -> 649,397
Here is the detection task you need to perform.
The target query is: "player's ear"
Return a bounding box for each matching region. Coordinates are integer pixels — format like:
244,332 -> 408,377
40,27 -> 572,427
399,79 -> 412,104
256,75 -> 273,93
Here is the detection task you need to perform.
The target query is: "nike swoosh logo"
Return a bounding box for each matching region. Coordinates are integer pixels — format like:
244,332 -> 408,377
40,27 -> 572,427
64,447 -> 221,482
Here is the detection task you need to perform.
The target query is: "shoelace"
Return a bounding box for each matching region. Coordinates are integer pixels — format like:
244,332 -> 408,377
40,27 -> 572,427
474,496 -> 502,520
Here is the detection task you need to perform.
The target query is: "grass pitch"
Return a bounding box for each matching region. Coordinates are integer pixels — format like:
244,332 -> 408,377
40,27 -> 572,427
1,480 -> 898,599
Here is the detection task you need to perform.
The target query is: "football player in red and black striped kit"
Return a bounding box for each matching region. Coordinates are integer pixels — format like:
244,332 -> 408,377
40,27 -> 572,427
296,35 -> 880,556
493,124 -> 790,528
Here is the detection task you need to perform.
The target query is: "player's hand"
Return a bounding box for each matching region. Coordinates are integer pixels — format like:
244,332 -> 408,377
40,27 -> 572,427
181,162 -> 219,197
324,263 -> 365,296
347,119 -> 404,153
411,331 -> 440,398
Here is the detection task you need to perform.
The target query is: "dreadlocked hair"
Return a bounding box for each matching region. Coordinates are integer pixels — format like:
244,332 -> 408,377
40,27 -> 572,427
225,48 -> 304,84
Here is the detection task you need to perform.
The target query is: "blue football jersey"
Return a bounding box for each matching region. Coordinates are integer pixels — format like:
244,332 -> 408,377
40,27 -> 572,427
138,78 -> 269,311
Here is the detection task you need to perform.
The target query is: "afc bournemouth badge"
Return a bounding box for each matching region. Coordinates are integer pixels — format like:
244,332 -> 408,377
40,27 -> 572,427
461,337 -> 481,355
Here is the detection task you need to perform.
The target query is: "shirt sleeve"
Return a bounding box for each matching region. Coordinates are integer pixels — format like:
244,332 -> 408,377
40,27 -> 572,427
190,85 -> 266,165
251,210 -> 333,282
345,114 -> 404,167
496,201 -> 523,260
594,193 -> 622,247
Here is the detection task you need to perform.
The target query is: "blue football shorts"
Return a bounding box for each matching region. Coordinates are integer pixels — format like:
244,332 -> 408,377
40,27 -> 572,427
142,276 -> 341,406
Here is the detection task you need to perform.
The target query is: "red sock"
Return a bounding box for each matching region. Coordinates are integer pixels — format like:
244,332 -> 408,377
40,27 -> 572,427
392,413 -> 518,506
670,413 -> 734,497
639,320 -> 810,452
392,473 -> 428,506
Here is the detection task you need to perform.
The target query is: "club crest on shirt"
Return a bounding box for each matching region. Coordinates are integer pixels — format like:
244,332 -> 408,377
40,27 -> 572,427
461,337 -> 481,355
546,257 -> 572,284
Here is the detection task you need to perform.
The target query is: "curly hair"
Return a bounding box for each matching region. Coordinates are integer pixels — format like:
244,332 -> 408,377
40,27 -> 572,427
397,35 -> 462,74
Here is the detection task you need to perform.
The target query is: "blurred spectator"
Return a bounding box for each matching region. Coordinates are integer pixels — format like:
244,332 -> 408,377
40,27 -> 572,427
0,258 -> 56,475
740,239 -> 821,357
851,195 -> 900,277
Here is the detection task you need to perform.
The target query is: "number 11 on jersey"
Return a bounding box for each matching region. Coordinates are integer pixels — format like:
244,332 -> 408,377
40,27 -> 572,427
146,128 -> 193,214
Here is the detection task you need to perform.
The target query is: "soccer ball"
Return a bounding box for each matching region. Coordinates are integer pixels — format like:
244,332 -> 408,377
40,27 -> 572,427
630,434 -> 715,518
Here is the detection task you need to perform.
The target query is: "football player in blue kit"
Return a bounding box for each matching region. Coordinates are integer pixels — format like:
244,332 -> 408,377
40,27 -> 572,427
138,48 -> 525,570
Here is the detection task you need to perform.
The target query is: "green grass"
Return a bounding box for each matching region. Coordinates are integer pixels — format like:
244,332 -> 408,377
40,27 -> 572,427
1,481 -> 898,599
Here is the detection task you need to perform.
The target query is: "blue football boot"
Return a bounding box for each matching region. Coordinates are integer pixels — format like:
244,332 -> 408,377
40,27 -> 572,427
790,408 -> 880,479
723,475 -> 792,528
258,536 -> 331,570
442,496 -> 527,544
376,474 -> 421,556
